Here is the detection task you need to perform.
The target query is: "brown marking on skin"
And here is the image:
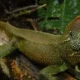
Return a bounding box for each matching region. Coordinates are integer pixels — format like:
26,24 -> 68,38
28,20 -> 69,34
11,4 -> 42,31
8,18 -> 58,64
63,16 -> 80,36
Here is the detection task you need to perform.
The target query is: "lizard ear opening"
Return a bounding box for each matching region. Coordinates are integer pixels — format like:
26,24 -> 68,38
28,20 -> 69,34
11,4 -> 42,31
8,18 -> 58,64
64,16 -> 80,35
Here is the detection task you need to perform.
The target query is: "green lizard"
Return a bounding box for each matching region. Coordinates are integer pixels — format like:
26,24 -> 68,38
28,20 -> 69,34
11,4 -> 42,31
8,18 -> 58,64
0,16 -> 80,79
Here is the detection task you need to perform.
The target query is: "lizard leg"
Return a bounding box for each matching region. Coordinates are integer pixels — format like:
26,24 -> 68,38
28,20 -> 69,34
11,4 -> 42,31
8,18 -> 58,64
39,63 -> 68,80
74,65 -> 80,79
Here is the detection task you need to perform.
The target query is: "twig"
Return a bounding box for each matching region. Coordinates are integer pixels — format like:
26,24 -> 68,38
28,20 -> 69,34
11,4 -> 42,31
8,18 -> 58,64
26,18 -> 38,31
5,5 -> 39,14
8,4 -> 47,19
0,0 -> 8,12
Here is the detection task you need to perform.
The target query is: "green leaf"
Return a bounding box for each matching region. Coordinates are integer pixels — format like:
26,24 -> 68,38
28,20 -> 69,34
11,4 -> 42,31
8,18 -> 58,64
0,58 -> 10,77
38,0 -> 80,33
0,38 -> 17,58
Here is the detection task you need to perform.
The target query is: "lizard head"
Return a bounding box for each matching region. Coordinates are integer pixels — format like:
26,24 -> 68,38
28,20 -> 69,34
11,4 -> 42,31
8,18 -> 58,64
68,16 -> 80,51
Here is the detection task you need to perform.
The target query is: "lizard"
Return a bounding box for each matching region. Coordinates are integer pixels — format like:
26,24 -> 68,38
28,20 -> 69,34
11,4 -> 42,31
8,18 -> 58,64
0,16 -> 80,79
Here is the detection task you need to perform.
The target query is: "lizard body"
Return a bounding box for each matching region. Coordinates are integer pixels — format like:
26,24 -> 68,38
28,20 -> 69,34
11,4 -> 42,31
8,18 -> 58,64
0,16 -> 80,66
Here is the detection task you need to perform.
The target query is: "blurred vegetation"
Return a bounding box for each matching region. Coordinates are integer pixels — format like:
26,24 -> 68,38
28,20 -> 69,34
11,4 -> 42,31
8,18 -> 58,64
0,0 -> 80,33
38,0 -> 80,33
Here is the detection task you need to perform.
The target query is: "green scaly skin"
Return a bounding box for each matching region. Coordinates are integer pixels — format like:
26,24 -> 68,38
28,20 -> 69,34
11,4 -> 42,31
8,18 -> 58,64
0,21 -> 73,65
0,16 -> 80,79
